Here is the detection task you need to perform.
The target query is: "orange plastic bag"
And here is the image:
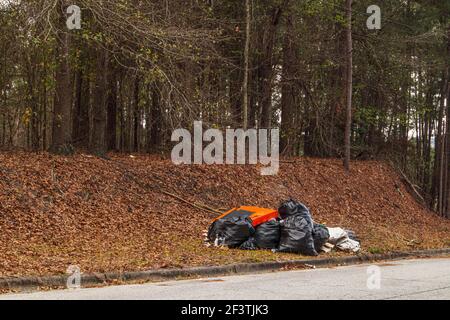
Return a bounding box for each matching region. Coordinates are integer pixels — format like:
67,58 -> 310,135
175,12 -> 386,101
212,206 -> 279,227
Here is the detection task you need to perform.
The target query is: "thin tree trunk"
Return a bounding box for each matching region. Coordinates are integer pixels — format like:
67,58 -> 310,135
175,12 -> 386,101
242,0 -> 251,130
89,47 -> 108,156
444,24 -> 450,217
133,75 -> 140,152
107,68 -> 118,151
344,0 -> 353,172
259,6 -> 283,130
280,12 -> 297,155
432,72 -> 446,211
147,83 -> 162,151
50,0 -> 73,154
42,67 -> 47,151
72,67 -> 90,148
446,82 -> 450,218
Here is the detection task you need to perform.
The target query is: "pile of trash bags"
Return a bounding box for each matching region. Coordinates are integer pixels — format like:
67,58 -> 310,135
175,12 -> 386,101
206,199 -> 360,256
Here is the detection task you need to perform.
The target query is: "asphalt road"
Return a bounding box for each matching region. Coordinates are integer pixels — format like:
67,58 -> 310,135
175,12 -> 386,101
2,258 -> 450,300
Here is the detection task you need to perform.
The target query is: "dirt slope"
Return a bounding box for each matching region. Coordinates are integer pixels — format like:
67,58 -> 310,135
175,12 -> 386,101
0,152 -> 449,277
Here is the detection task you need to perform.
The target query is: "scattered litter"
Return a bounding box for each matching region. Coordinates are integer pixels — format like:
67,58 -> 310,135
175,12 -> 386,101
278,199 -> 310,220
335,238 -> 361,253
254,219 -> 280,249
207,207 -> 277,247
209,215 -> 252,247
327,227 -> 361,253
277,213 -> 317,256
327,227 -> 348,243
276,199 -> 317,255
313,223 -> 330,252
206,199 -> 361,255
239,237 -> 258,250
345,229 -> 360,243
320,242 -> 335,253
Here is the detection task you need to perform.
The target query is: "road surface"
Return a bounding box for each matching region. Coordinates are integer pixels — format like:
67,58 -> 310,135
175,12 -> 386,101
1,258 -> 450,300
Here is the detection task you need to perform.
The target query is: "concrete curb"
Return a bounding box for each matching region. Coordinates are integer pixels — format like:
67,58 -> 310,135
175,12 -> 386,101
1,248 -> 450,292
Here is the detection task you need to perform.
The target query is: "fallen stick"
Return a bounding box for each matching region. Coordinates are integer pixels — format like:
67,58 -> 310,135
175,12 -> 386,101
114,160 -> 222,216
156,189 -> 222,215
399,170 -> 426,206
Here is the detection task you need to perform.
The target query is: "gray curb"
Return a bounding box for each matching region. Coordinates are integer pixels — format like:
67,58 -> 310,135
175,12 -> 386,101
1,248 -> 450,292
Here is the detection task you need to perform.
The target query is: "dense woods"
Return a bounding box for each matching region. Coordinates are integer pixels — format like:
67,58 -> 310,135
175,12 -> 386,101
0,0 -> 449,217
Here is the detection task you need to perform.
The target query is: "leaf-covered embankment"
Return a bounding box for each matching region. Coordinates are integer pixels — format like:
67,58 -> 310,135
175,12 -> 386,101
0,152 -> 449,277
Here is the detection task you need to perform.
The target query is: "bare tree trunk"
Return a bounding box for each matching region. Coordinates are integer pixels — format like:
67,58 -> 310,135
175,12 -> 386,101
133,75 -> 140,152
42,65 -> 48,151
89,47 -> 108,157
50,0 -> 73,154
259,6 -> 283,130
343,0 -> 353,172
433,71 -> 447,212
444,25 -> 450,218
107,68 -> 118,151
146,83 -> 152,151
24,52 -> 40,151
280,12 -> 297,155
119,76 -> 125,152
242,0 -> 251,130
438,24 -> 450,216
72,67 -> 90,148
445,93 -> 450,217
147,83 -> 162,151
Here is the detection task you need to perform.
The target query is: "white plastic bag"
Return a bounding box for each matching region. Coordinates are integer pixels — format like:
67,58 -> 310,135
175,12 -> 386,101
327,227 -> 348,244
336,238 -> 361,253
326,227 -> 361,253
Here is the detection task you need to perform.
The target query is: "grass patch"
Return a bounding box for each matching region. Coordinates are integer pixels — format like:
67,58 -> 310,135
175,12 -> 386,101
367,247 -> 385,254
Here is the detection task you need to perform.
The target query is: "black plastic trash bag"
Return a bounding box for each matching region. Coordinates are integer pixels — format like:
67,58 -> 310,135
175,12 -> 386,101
208,215 -> 254,247
278,199 -> 311,220
239,237 -> 258,250
312,223 -> 330,251
254,220 -> 280,249
278,199 -> 298,219
277,215 -> 318,256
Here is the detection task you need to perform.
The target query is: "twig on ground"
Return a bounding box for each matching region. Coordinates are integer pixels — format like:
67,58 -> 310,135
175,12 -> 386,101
113,159 -> 221,216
